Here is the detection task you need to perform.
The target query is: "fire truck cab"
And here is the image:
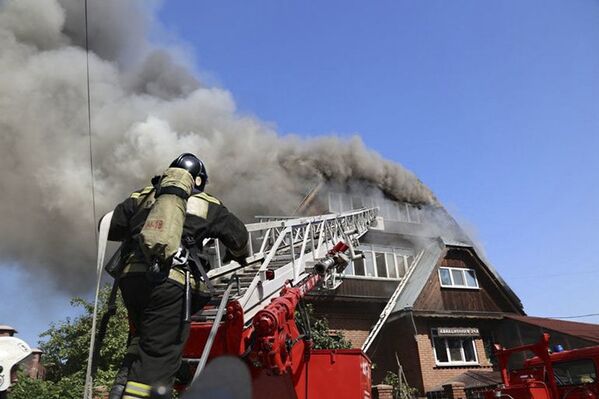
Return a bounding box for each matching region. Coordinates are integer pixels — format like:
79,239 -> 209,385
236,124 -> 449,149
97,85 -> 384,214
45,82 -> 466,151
486,334 -> 599,399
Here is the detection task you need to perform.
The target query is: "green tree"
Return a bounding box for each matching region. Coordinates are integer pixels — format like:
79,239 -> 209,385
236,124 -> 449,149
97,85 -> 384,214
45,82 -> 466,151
296,303 -> 352,350
382,371 -> 418,399
10,286 -> 129,399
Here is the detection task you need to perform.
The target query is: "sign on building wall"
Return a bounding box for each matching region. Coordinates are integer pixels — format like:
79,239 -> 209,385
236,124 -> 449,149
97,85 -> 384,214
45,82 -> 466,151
437,327 -> 480,337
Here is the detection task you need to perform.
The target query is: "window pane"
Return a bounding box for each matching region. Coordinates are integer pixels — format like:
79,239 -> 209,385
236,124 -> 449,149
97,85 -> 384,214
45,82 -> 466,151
385,202 -> 398,221
375,253 -> 387,278
554,360 -> 597,386
396,255 -> 406,277
386,253 -> 397,278
439,268 -> 452,286
341,195 -> 352,212
364,252 -> 375,277
351,196 -> 363,209
433,337 -> 449,363
447,338 -> 464,362
465,270 -> 478,287
388,202 -> 400,221
463,338 -> 477,362
353,257 -> 365,276
452,269 -> 465,286
407,205 -> 421,223
378,199 -> 389,219
397,204 -> 407,222
329,193 -> 341,212
344,260 -> 355,275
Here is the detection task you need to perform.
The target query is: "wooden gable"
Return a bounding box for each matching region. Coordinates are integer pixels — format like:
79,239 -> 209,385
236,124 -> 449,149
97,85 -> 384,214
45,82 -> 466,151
413,247 -> 522,314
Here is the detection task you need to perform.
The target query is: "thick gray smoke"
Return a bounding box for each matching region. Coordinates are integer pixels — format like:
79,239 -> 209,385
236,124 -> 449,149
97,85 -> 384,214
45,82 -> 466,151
0,0 -> 437,293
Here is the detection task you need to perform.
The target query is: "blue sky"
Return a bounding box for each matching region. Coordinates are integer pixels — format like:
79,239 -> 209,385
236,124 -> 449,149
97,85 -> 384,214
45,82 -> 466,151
155,0 -> 599,319
2,0 -> 599,346
159,0 -> 599,316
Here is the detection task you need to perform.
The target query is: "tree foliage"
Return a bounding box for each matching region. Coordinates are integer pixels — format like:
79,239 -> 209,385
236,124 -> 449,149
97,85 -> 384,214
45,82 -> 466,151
382,371 -> 419,399
296,303 -> 352,350
10,286 -> 129,399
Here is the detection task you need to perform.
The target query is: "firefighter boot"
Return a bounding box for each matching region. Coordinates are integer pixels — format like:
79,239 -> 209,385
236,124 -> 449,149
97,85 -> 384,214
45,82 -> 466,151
108,383 -> 125,399
109,354 -> 134,399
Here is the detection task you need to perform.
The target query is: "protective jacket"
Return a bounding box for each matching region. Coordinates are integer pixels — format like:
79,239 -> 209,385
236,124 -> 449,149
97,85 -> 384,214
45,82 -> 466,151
109,185 -> 249,286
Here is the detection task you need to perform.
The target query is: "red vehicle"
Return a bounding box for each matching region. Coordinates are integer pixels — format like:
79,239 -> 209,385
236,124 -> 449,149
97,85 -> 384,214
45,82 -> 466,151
486,334 -> 599,399
179,241 -> 373,399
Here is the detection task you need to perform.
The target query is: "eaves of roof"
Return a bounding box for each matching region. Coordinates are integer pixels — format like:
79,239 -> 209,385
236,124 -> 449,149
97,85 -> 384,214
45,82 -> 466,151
506,315 -> 599,344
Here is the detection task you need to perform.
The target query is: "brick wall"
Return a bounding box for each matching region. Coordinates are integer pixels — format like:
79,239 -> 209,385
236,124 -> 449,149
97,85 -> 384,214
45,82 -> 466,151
309,300 -> 382,349
414,319 -> 493,393
372,318 -> 424,391
308,300 -> 497,396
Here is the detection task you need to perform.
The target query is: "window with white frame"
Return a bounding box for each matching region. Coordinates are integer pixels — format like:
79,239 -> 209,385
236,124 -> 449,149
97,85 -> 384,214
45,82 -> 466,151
345,246 -> 413,279
438,267 -> 479,289
431,328 -> 479,366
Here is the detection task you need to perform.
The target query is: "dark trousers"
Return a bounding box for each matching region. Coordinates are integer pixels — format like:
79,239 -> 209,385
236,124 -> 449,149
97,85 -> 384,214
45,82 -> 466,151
119,275 -> 189,388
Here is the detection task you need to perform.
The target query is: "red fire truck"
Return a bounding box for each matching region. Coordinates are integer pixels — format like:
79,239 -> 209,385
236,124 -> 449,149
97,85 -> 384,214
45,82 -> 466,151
486,334 -> 599,399
179,241 -> 373,399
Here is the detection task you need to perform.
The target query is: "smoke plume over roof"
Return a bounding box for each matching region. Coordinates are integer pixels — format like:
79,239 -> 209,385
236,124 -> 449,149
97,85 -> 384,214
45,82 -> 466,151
0,0 -> 437,293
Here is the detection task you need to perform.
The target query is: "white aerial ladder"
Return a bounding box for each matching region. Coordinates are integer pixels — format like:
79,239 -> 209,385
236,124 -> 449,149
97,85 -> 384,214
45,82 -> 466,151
203,207 -> 379,323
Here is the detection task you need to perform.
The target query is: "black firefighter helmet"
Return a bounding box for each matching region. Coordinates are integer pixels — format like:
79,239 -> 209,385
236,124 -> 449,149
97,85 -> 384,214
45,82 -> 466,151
170,153 -> 208,191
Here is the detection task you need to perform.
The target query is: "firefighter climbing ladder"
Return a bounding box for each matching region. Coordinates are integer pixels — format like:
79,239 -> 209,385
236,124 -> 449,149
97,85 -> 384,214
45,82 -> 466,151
84,207 -> 378,397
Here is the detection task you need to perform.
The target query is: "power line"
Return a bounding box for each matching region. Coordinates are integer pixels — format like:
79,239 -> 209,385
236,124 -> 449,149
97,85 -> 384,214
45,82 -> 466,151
84,0 -> 98,244
549,313 -> 599,320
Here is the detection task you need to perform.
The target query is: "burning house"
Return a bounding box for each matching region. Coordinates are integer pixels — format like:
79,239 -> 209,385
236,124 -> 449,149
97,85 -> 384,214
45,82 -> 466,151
296,187 -> 599,396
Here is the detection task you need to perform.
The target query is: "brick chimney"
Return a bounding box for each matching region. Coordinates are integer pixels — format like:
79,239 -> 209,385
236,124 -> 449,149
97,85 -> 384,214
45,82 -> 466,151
27,348 -> 46,380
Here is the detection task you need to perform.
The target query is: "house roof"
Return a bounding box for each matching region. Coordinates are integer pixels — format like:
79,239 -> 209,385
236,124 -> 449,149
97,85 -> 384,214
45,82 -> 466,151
392,238 -> 445,311
506,315 -> 599,344
390,238 -> 523,314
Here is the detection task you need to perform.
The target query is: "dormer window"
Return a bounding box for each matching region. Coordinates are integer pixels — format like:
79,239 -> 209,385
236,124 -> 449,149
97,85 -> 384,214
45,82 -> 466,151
439,267 -> 479,289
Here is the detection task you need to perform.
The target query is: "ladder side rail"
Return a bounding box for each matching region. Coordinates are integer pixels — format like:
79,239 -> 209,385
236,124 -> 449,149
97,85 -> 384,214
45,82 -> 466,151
325,221 -> 336,251
249,208 -> 376,231
290,227 -> 296,276
270,227 -> 276,249
258,228 -> 272,255
309,223 -> 317,260
239,226 -> 291,308
315,220 -> 326,253
362,248 -> 426,353
295,223 -> 311,281
247,231 -> 254,257
293,227 -> 302,242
